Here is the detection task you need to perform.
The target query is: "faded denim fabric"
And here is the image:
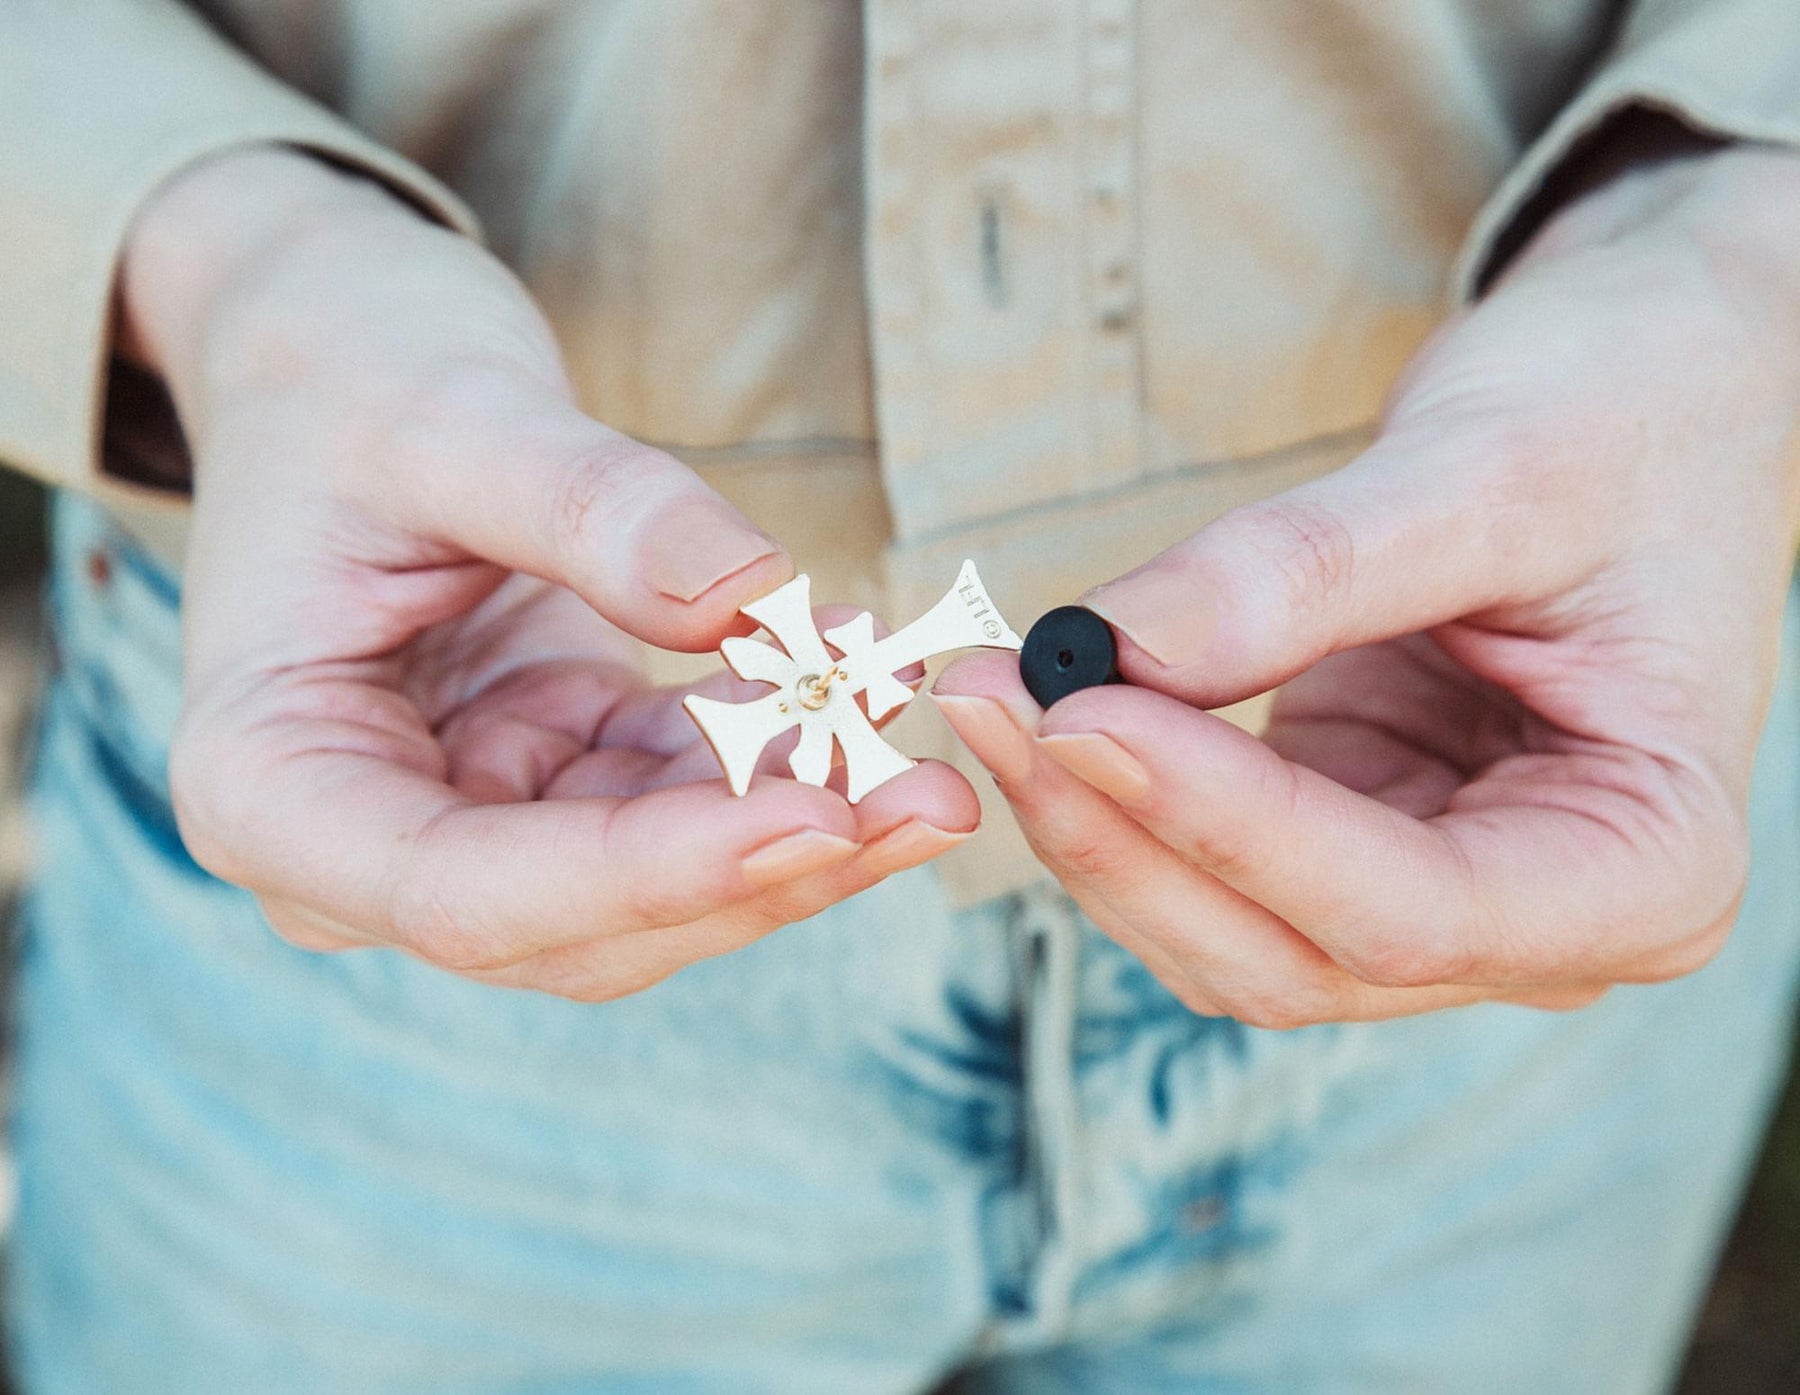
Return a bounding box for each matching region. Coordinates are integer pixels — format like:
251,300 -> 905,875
10,492 -> 1800,1394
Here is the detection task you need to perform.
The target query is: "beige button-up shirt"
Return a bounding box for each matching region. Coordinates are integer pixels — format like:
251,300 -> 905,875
4,1 -> 1799,902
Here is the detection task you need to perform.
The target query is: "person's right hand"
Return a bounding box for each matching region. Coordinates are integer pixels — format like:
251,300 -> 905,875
121,147 -> 979,1001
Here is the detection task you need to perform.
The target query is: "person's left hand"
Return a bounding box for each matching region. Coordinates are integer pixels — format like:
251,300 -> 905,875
935,133 -> 1800,1027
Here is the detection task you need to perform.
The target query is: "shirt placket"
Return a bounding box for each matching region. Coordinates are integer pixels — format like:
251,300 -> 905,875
863,0 -> 1145,546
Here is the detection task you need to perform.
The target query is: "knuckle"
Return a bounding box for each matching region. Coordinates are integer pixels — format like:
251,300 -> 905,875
564,965 -> 674,1004
1341,931 -> 1461,990
1637,919 -> 1733,984
548,443 -> 639,564
259,899 -> 354,954
616,877 -> 698,932
1229,496 -> 1357,616
520,949 -> 677,1004
1225,990 -> 1329,1032
1624,805 -> 1748,984
1188,757 -> 1299,881
256,900 -> 305,943
167,728 -> 249,886
1042,829 -> 1134,885
386,877 -> 516,972
1165,982 -> 1225,1019
1190,825 -> 1262,884
1507,983 -> 1610,1013
602,825 -> 710,930
1699,823 -> 1752,926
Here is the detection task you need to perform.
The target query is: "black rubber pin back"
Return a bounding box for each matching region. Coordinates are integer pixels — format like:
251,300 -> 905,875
1020,605 -> 1121,707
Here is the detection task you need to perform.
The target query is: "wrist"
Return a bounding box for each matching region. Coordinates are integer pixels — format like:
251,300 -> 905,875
1519,121 -> 1800,324
118,145 -> 426,391
1676,144 -> 1800,335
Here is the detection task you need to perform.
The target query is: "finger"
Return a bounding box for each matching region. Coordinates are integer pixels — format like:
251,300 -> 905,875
668,760 -> 977,942
435,658 -> 638,801
402,576 -> 643,724
1261,636 -> 1520,808
469,760 -> 982,1002
1500,984 -> 1610,1012
432,658 -> 624,801
932,656 -> 1301,1015
1080,427 -> 1600,707
404,387 -> 793,652
1031,676 -> 1738,990
931,655 -> 1484,1026
171,683 -> 863,972
442,712 -> 591,802
257,893 -> 370,952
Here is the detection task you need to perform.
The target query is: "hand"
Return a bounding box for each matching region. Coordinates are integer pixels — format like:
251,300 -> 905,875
935,133 -> 1800,1027
126,148 -> 978,1000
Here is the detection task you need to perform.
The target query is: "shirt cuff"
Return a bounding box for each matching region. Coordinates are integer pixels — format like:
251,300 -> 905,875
1454,0 -> 1800,300
0,0 -> 481,501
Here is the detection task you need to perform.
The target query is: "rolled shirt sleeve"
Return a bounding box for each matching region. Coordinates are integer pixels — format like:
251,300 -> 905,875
1456,0 -> 1800,297
0,0 -> 479,498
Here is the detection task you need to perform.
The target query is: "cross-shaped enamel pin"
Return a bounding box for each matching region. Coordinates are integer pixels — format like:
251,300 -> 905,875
684,560 -> 1023,803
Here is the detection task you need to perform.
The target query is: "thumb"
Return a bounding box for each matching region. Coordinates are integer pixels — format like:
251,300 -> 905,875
416,395 -> 792,653
1082,431 -> 1568,706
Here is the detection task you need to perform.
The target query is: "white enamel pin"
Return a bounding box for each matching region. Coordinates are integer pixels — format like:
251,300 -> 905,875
684,560 -> 1023,803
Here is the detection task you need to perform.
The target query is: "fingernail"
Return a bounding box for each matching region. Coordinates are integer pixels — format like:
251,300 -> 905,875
1037,731 -> 1150,802
861,819 -> 971,871
1084,568 -> 1216,669
649,499 -> 784,604
929,694 -> 1036,784
741,828 -> 860,886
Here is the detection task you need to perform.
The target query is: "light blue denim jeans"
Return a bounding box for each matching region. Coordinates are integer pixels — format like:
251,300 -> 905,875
10,492 -> 1800,1394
